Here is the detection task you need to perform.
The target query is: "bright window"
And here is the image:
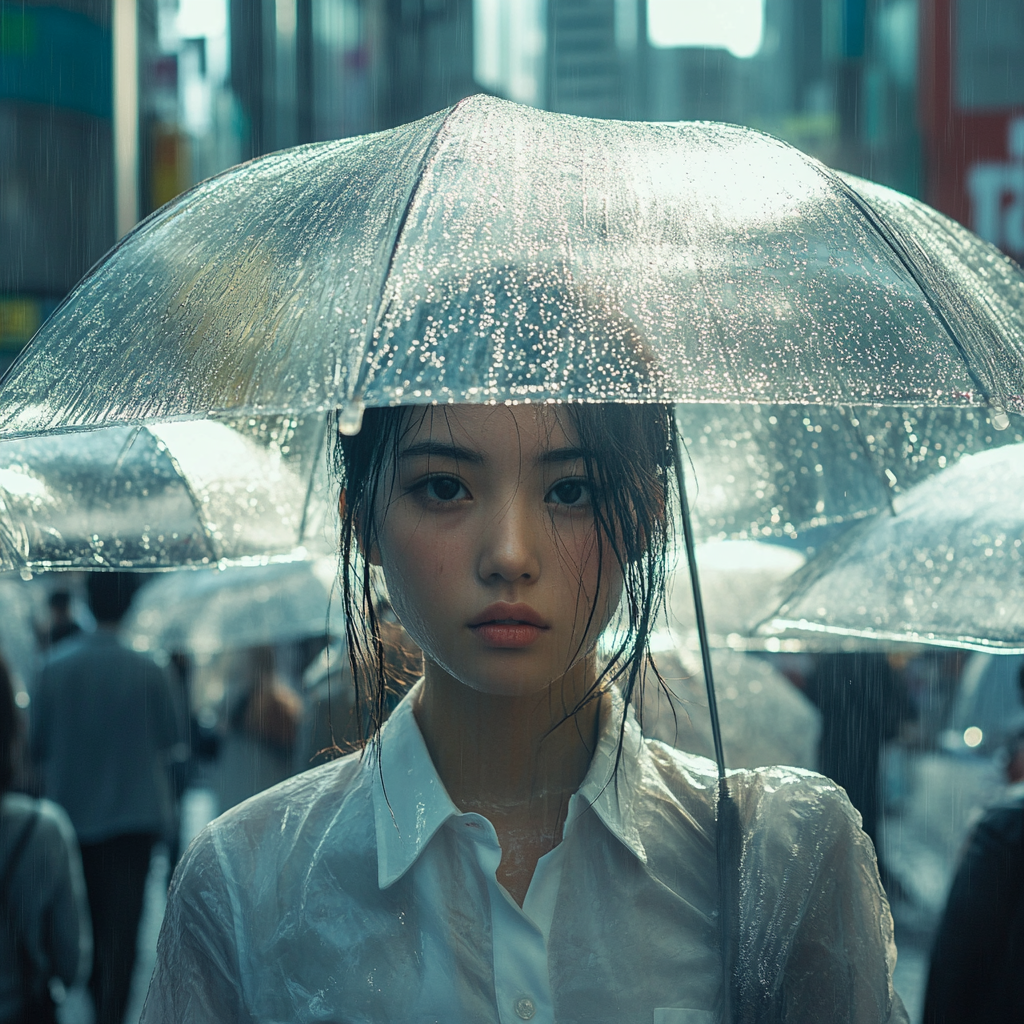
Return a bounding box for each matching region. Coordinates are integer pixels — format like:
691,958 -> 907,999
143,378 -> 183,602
647,0 -> 765,59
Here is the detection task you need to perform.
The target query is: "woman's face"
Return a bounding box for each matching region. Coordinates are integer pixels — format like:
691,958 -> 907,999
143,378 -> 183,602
370,404 -> 623,698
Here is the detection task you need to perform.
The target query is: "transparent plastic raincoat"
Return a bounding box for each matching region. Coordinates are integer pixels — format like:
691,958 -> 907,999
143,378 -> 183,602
142,688 -> 906,1024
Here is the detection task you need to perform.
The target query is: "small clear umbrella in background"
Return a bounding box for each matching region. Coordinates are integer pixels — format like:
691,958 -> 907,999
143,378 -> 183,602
644,646 -> 821,771
0,417 -> 334,570
759,443 -> 1024,652
666,540 -> 807,649
4,95 -> 1024,1019
121,559 -> 342,656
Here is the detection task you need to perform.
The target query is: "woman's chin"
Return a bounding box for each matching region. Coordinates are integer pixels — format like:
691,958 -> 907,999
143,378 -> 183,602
427,651 -> 589,701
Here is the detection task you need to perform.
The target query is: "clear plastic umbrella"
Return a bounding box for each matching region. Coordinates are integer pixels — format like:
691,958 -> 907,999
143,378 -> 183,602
121,558 -> 342,656
1,99 -> 1022,434
677,401 -> 1024,542
758,443 -> 1024,652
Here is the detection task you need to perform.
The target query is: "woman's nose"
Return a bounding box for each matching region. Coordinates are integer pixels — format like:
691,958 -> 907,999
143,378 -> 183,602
476,499 -> 542,584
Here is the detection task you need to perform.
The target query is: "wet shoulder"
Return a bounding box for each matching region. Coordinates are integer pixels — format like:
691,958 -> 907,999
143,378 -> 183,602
186,751 -> 374,888
39,633 -> 156,675
641,739 -> 859,840
38,633 -> 89,671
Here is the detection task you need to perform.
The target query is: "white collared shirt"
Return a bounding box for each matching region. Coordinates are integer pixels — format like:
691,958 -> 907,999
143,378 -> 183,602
142,690 -> 907,1024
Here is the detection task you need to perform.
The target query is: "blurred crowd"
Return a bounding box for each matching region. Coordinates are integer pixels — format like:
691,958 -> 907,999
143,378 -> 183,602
1,567 -> 1022,1023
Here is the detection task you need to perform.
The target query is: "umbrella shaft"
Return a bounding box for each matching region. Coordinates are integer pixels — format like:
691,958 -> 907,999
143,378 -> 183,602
675,449 -> 728,781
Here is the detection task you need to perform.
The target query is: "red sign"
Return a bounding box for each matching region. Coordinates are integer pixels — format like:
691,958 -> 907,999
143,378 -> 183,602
920,0 -> 1024,260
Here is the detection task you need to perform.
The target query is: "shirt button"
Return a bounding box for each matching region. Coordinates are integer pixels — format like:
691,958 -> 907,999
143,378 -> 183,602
514,996 -> 536,1020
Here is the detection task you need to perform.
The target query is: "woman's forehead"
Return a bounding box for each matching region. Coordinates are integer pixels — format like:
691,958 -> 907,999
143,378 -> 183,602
399,404 -> 579,453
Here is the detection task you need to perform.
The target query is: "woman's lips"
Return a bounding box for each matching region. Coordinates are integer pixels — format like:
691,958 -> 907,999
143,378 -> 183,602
468,603 -> 549,648
472,622 -> 545,648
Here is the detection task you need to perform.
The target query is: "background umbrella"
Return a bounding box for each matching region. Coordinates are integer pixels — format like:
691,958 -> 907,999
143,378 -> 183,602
665,540 -> 807,649
758,443 -> 1024,652
644,644 -> 821,771
121,559 -> 342,656
0,418 -> 334,571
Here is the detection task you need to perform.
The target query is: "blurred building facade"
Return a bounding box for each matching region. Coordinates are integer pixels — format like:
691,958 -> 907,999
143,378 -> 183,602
1,0 -> 115,370
2,0 -> 1022,372
920,0 -> 1024,262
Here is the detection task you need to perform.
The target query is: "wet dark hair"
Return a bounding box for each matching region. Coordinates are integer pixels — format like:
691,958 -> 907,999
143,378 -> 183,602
331,401 -> 681,746
0,657 -> 18,794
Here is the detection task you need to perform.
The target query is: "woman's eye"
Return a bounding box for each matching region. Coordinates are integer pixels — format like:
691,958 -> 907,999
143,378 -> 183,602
424,476 -> 467,502
547,478 -> 591,507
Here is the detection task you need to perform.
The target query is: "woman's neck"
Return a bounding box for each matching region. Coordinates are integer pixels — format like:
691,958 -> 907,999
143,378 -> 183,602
412,659 -> 602,816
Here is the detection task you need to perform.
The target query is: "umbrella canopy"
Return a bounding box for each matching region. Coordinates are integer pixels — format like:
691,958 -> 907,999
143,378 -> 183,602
1,95 -> 1023,425
121,559 -> 342,656
677,401 -> 1023,541
2,96 -> 1024,569
758,443 -> 1024,652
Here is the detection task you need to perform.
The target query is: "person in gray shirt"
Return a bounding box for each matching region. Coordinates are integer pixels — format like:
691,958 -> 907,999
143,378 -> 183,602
0,653 -> 90,1024
30,573 -> 183,1024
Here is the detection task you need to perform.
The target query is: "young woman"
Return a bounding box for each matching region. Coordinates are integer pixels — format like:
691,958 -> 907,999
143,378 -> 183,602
142,401 -> 907,1024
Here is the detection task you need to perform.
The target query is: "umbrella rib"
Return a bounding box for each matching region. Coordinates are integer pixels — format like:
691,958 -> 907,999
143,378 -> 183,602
832,174 -> 998,409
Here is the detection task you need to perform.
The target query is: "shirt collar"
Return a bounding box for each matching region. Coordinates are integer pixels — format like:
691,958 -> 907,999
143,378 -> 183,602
573,688 -> 648,866
371,684 -> 463,889
370,684 -> 649,890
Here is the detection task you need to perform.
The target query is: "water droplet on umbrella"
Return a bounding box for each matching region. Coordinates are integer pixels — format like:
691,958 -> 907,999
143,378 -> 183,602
338,398 -> 365,436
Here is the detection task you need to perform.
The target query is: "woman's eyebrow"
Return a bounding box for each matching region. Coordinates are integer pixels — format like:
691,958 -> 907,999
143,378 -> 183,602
539,446 -> 589,464
398,441 -> 484,463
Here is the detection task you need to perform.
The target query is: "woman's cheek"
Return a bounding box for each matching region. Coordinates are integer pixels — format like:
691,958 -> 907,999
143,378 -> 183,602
380,526 -> 460,646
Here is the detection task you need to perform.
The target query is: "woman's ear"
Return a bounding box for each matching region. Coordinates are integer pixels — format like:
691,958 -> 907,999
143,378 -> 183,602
340,490 -> 382,566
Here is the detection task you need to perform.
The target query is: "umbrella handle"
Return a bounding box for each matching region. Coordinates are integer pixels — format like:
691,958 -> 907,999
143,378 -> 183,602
675,447 -> 739,1023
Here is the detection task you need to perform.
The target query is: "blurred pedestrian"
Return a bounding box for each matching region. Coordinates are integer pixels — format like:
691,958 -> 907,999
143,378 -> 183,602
922,724 -> 1024,1023
295,615 -> 417,773
40,590 -> 81,649
29,573 -> 183,1024
0,654 -> 91,1024
806,651 -> 913,849
209,645 -> 302,813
